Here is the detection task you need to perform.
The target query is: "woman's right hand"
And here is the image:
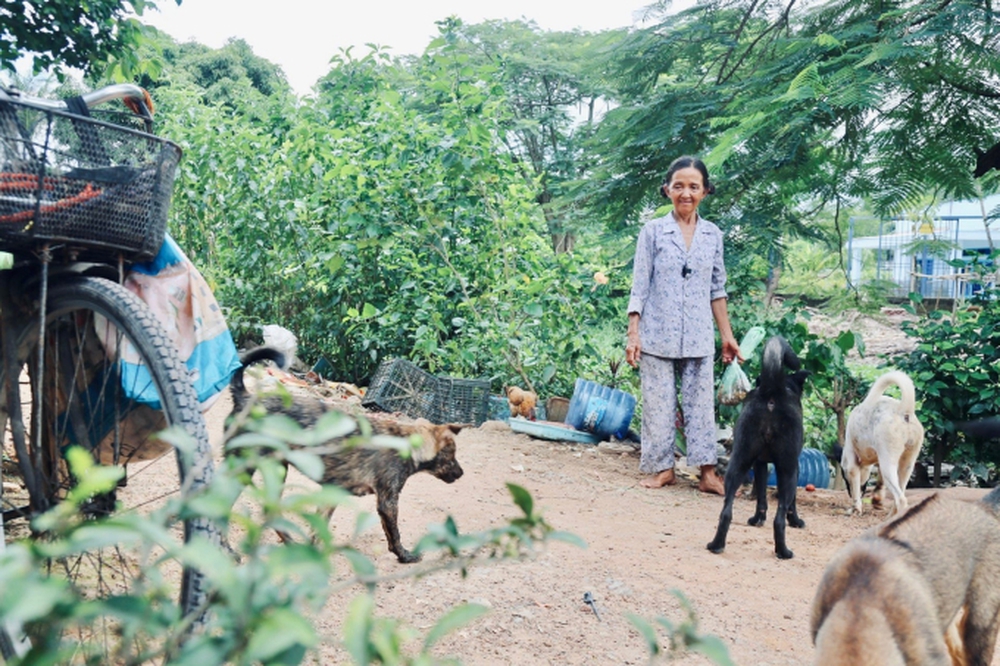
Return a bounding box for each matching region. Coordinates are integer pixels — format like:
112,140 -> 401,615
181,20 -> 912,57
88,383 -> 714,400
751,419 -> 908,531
626,331 -> 642,368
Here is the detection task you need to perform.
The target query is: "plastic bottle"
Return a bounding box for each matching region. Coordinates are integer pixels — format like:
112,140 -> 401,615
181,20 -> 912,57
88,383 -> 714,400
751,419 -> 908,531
565,379 -> 637,440
753,447 -> 832,488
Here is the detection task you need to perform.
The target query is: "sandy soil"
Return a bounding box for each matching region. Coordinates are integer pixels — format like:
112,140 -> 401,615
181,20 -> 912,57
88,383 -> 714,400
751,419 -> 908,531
202,391 -> 996,666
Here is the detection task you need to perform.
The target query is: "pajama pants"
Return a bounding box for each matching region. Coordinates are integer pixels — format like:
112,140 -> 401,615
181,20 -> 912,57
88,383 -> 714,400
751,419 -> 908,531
639,353 -> 717,473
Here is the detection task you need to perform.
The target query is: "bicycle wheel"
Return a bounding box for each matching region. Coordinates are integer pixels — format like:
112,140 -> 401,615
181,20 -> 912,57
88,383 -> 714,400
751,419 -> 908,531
0,275 -> 216,662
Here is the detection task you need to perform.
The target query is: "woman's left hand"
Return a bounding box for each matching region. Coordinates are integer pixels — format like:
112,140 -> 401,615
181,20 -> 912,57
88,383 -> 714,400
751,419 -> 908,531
721,338 -> 744,365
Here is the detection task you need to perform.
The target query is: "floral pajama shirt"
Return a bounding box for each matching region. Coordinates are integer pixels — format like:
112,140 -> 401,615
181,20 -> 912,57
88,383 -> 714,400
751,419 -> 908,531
627,214 -> 729,472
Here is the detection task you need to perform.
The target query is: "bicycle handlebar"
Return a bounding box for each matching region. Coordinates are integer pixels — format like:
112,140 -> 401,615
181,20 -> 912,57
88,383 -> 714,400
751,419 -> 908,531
0,83 -> 154,121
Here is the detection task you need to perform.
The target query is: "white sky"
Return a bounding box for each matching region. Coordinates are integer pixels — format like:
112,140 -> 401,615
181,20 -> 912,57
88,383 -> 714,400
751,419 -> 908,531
142,0 -> 662,95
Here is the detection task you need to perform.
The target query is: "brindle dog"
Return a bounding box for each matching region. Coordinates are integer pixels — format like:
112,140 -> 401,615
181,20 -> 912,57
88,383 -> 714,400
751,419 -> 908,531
229,346 -> 465,563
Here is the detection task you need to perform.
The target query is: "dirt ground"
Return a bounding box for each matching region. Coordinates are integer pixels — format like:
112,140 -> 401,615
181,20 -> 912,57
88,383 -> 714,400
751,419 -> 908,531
202,388 -> 995,666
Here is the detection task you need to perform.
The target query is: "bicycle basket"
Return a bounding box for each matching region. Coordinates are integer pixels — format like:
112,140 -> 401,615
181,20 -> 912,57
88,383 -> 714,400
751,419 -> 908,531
0,98 -> 181,262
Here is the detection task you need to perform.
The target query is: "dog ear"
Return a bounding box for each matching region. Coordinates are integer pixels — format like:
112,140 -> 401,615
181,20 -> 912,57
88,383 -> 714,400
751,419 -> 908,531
430,424 -> 461,448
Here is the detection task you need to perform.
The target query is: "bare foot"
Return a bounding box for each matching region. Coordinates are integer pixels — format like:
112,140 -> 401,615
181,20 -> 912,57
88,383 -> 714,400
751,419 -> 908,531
698,465 -> 725,496
640,469 -> 676,488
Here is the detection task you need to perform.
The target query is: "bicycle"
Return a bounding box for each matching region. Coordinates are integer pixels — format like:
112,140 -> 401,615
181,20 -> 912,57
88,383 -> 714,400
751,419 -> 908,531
0,83 -> 217,662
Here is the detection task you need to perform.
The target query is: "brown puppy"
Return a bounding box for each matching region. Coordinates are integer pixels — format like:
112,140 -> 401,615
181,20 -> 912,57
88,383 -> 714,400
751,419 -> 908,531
811,487 -> 1000,665
229,346 -> 465,563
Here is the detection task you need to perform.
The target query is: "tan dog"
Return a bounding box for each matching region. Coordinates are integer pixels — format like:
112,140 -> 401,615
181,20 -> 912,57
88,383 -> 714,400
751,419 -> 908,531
811,487 -> 1000,665
230,347 -> 466,563
842,370 -> 924,515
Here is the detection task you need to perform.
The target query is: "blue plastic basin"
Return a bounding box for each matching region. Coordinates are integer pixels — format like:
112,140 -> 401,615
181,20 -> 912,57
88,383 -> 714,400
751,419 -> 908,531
565,379 -> 637,440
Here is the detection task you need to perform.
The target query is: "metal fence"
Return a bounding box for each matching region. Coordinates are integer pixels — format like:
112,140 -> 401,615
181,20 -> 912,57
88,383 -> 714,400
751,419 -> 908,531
846,216 -> 997,300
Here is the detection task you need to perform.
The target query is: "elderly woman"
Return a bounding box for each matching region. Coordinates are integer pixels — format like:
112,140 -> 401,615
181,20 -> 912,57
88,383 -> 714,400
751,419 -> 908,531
625,156 -> 742,494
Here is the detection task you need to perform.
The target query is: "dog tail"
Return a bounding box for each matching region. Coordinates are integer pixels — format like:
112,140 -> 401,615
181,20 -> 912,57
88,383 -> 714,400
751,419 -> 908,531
758,336 -> 800,398
865,370 -> 917,414
230,346 -> 287,413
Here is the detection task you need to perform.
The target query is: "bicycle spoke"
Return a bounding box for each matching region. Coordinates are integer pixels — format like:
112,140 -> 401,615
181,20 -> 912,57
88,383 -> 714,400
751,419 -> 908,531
0,277 -> 215,663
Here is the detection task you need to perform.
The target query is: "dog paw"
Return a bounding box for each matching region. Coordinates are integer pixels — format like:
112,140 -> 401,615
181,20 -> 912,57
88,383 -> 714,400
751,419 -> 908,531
776,547 -> 794,560
747,514 -> 766,527
706,541 -> 725,554
789,516 -> 806,529
396,551 -> 422,564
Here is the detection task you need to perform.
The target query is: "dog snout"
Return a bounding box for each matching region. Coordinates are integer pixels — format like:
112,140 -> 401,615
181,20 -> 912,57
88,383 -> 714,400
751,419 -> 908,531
441,463 -> 464,483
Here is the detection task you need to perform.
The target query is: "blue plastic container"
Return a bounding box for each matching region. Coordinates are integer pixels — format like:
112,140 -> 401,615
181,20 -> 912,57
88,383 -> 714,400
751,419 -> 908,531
565,379 -> 637,440
748,447 -> 832,489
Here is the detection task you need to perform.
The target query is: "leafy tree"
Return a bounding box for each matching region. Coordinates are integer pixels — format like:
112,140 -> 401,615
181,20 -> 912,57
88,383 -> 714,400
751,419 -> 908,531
0,0 -> 179,78
151,41 -> 621,395
431,18 -> 624,253
586,0 -> 1000,301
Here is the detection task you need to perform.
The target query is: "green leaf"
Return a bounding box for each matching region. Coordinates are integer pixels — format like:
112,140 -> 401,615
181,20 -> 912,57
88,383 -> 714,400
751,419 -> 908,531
353,511 -> 379,538
66,523 -> 142,553
522,302 -> 544,317
626,613 -> 661,655
225,430 -> 287,453
362,302 -> 378,318
0,578 -> 69,623
342,594 -> 375,663
180,536 -> 240,598
325,255 -> 345,274
285,450 -> 326,481
547,530 -> 587,548
690,635 -> 736,666
423,603 -> 491,649
342,548 -> 377,581
246,607 -> 317,662
834,330 -> 855,353
506,483 -> 534,517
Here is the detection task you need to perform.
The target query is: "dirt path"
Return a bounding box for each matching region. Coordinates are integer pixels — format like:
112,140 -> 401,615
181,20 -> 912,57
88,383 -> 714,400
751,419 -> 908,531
203,393 -> 996,666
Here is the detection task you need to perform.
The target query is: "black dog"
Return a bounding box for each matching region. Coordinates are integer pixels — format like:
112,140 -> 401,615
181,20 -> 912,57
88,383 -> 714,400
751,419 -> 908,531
707,336 -> 810,559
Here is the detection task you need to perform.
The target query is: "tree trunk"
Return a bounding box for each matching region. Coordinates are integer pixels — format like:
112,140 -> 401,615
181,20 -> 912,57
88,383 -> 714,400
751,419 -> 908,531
765,262 -> 782,306
835,408 -> 846,449
536,189 -> 575,253
551,233 -> 575,253
933,438 -> 944,487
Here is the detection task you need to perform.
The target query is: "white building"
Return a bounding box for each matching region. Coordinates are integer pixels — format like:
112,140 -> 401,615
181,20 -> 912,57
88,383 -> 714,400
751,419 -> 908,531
846,194 -> 1000,299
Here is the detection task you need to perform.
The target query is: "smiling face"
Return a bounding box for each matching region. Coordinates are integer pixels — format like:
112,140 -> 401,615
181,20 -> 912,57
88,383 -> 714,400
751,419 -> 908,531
665,166 -> 708,220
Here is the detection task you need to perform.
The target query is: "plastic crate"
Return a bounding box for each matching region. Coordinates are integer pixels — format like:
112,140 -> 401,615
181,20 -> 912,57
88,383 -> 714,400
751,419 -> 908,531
0,98 -> 180,262
434,376 -> 491,426
362,358 -> 491,426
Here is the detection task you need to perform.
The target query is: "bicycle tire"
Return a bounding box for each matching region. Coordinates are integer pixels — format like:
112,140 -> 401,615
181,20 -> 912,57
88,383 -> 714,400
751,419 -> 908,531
0,275 -> 216,662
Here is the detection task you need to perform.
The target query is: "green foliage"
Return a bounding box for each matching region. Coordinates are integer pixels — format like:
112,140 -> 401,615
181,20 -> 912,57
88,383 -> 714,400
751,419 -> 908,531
627,590 -> 735,665
893,285 -> 1000,483
781,239 -> 847,301
435,18 -> 624,249
138,33 -> 624,396
0,413 -> 579,664
0,0 -> 179,79
588,0 -> 1000,298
